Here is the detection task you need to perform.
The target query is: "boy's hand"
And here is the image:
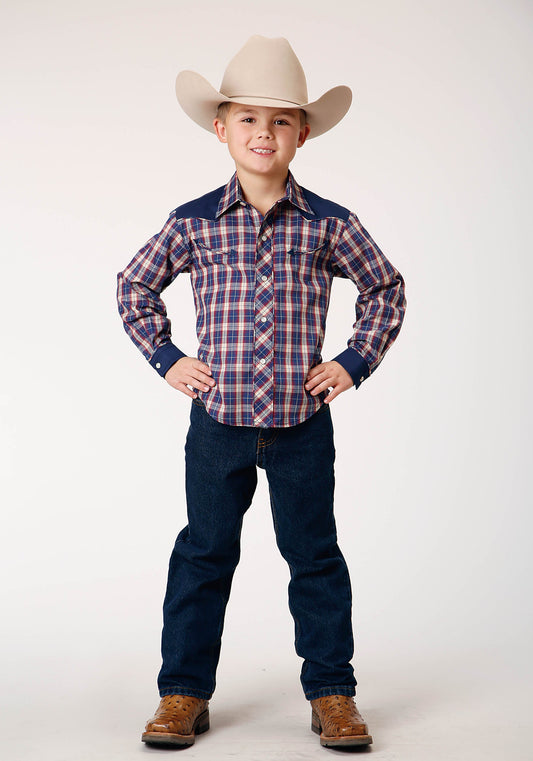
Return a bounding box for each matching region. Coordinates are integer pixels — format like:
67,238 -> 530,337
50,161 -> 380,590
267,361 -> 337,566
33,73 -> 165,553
165,357 -> 215,399
305,361 -> 353,404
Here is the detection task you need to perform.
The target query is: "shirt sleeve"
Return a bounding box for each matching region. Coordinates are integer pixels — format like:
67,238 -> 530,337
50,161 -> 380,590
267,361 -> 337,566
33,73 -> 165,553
116,213 -> 191,377
331,212 -> 406,387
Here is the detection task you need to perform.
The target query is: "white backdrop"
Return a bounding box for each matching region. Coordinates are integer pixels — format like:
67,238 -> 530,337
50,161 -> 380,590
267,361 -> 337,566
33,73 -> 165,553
1,1 -> 532,760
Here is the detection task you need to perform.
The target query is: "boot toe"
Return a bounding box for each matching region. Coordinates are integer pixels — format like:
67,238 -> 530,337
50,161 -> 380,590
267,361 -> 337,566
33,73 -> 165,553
146,721 -> 171,733
338,722 -> 368,736
141,695 -> 210,746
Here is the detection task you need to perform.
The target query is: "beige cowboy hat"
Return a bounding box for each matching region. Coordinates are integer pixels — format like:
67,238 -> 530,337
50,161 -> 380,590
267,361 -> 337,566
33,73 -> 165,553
175,35 -> 352,139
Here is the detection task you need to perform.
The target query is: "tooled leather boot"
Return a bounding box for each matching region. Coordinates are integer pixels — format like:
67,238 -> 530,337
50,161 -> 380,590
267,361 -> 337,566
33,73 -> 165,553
310,694 -> 373,747
142,694 -> 210,746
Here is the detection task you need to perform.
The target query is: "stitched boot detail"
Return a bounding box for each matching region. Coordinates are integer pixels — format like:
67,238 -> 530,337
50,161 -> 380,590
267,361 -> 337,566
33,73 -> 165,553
310,694 -> 372,747
142,694 -> 210,746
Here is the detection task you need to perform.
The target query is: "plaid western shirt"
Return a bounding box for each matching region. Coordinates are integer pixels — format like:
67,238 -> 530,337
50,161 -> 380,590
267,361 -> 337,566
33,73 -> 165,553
117,172 -> 406,428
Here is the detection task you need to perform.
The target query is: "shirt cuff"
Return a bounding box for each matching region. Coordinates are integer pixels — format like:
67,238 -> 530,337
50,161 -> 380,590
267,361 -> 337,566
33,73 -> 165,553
333,347 -> 370,389
149,343 -> 186,378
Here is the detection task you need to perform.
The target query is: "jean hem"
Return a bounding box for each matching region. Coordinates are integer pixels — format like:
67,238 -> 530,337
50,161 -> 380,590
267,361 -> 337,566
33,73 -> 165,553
305,686 -> 356,701
159,686 -> 213,700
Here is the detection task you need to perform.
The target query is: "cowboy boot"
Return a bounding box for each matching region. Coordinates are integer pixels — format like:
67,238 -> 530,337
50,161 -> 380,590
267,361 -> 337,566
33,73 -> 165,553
310,694 -> 373,747
142,694 -> 210,746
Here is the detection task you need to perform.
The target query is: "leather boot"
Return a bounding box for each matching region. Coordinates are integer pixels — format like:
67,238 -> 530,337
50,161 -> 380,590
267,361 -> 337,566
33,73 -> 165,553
142,694 -> 210,746
310,694 -> 372,747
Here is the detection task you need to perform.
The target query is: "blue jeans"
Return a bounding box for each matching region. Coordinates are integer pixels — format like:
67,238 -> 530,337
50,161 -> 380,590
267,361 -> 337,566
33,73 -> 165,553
158,399 -> 357,701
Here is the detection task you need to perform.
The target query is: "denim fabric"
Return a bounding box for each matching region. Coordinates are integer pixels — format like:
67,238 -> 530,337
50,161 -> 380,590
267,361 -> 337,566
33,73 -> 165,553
158,400 -> 357,701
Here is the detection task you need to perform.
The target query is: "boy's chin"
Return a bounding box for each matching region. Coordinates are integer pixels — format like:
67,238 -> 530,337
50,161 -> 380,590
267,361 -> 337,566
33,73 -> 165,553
235,162 -> 291,179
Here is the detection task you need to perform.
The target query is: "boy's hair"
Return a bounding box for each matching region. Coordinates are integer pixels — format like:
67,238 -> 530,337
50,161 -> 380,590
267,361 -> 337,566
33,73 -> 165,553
216,101 -> 307,128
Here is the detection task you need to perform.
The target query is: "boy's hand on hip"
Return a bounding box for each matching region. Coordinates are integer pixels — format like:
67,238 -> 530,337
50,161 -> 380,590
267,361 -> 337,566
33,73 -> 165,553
305,361 -> 353,404
165,357 -> 215,398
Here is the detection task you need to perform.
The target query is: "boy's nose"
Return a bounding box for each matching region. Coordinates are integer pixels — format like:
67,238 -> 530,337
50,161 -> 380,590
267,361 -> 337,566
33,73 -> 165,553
256,124 -> 273,139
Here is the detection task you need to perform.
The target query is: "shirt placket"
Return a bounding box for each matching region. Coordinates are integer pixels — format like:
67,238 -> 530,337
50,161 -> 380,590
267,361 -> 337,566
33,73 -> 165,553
252,219 -> 275,427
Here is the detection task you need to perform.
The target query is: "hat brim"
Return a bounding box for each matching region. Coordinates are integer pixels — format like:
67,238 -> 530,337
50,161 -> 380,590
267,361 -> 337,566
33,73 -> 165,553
175,71 -> 352,139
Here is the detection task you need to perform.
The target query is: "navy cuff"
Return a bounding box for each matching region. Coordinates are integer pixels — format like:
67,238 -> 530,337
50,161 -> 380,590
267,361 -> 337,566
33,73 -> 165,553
149,343 -> 186,378
333,347 -> 370,389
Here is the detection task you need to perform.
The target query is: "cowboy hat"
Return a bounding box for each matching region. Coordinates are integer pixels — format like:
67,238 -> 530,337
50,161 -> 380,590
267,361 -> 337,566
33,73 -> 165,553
175,35 -> 352,139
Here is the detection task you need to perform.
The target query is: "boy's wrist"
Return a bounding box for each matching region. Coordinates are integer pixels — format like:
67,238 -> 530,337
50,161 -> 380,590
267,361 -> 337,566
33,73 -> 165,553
149,343 -> 187,377
332,347 -> 370,389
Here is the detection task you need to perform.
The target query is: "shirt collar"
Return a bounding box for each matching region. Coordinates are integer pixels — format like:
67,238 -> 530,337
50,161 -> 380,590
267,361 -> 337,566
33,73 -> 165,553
216,171 -> 315,219
284,171 -> 315,216
216,173 -> 243,218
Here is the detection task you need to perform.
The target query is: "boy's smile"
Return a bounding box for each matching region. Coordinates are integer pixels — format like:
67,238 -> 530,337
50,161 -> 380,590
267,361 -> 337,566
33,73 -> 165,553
213,104 -> 310,185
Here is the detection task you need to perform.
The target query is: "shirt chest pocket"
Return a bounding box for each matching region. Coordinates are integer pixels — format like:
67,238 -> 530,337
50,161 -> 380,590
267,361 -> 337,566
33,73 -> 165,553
193,240 -> 238,266
287,244 -> 329,283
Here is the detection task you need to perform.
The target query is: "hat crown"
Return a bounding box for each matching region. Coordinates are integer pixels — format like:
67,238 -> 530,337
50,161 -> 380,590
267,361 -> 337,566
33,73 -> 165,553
220,35 -> 308,106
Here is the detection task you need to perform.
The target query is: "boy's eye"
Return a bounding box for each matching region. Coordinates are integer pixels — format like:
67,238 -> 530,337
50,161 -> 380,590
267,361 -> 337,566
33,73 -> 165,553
239,117 -> 290,125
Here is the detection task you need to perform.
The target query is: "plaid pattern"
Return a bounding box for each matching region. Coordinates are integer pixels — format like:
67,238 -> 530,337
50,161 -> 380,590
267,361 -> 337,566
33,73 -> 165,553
117,173 -> 406,427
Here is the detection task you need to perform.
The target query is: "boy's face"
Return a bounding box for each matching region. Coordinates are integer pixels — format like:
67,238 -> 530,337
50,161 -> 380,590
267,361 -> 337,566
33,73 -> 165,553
213,103 -> 310,182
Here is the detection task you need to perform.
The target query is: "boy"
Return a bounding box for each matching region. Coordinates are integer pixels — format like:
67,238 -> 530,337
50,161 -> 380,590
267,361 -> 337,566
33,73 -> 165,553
117,35 -> 406,749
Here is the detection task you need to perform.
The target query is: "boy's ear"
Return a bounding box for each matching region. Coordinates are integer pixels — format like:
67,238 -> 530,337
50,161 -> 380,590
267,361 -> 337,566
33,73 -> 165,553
213,118 -> 228,143
297,123 -> 311,148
